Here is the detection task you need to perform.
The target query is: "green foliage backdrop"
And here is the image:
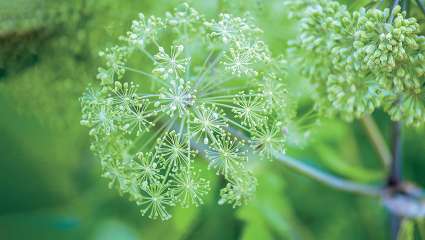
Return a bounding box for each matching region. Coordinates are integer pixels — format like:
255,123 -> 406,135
1,0 -> 425,239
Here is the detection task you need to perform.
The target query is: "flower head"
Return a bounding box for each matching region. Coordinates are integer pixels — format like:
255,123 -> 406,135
170,168 -> 210,207
206,134 -> 247,176
81,3 -> 289,220
137,183 -> 174,221
218,171 -> 257,208
250,121 -> 286,159
288,0 -> 425,126
153,45 -> 190,79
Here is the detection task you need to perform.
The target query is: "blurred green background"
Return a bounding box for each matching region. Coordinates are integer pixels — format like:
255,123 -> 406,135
1,0 -> 425,239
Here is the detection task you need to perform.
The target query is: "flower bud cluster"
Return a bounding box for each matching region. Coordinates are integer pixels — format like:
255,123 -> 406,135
288,0 -> 425,126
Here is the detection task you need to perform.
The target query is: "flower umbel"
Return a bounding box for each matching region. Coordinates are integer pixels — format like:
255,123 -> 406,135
287,0 -> 425,126
80,3 -> 289,220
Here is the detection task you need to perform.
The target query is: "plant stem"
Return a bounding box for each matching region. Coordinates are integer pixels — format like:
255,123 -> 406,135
389,0 -> 405,235
222,125 -> 383,196
388,121 -> 403,240
272,151 -> 382,196
387,1 -> 406,238
187,130 -> 382,197
388,122 -> 403,186
360,116 -> 391,169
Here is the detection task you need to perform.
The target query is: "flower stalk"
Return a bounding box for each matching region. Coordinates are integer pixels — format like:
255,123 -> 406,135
272,151 -> 383,196
388,121 -> 403,240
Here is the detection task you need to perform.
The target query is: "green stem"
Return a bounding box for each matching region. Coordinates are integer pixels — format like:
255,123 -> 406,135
389,0 -> 404,236
388,121 -> 403,187
272,151 -> 382,196
389,121 -> 403,240
222,126 -> 383,196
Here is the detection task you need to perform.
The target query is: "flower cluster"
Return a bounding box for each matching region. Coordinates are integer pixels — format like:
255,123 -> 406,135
81,3 -> 289,220
287,0 -> 425,126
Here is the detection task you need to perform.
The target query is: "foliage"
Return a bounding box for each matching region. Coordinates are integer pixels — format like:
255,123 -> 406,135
0,0 -> 87,76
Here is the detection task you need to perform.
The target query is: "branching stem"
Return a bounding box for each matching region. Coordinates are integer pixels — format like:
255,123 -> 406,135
389,121 -> 403,240
271,151 -> 383,196
388,121 -> 403,187
223,126 -> 383,196
188,130 -> 382,197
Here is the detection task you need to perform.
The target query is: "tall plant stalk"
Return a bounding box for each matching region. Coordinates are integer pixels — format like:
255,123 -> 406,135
389,121 -> 403,239
388,0 -> 406,238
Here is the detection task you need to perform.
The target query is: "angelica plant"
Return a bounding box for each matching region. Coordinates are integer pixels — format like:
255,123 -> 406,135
80,3 -> 289,220
287,0 -> 425,126
284,0 -> 425,238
